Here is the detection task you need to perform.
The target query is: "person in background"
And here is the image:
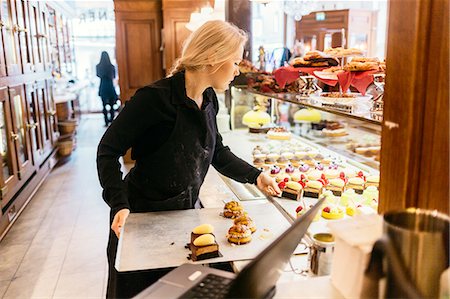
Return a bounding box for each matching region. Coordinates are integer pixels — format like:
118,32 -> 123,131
96,51 -> 118,126
97,20 -> 281,298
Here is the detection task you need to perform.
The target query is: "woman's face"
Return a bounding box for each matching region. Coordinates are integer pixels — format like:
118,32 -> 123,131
209,45 -> 243,91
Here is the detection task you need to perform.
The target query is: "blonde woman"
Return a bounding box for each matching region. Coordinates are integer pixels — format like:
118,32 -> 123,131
97,20 -> 280,298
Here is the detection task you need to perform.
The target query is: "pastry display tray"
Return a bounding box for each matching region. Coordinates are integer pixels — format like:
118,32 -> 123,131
116,201 -> 299,272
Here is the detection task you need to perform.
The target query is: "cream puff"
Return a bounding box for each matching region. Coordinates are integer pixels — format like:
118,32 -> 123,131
223,201 -> 245,218
227,224 -> 252,245
234,215 -> 257,233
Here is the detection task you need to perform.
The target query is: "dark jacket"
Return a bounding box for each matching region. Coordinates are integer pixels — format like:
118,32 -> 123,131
97,72 -> 261,215
96,63 -> 118,102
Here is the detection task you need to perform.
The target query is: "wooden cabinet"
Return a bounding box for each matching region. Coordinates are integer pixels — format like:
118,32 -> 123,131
0,87 -> 19,208
24,82 -> 45,165
8,84 -> 34,181
27,0 -> 44,72
15,0 -> 33,73
1,0 -> 22,75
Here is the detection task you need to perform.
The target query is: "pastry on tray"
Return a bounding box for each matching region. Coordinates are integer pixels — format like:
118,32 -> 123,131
281,180 -> 304,201
227,224 -> 252,245
223,201 -> 245,218
189,224 -> 219,261
234,215 -> 257,233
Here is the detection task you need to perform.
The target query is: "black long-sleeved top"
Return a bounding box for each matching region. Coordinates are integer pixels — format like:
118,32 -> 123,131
97,72 -> 261,215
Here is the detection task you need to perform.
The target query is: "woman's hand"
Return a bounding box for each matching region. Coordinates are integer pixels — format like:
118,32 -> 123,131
111,208 -> 130,238
256,172 -> 281,197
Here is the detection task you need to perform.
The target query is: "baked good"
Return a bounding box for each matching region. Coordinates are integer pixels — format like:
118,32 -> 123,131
253,157 -> 265,167
300,155 -> 315,166
269,165 -> 281,177
189,234 -> 219,261
303,180 -> 324,198
344,60 -> 379,72
276,156 -> 289,168
223,201 -> 245,218
365,175 -> 380,188
321,205 -> 344,220
299,163 -> 310,173
281,181 -> 304,201
326,178 -> 346,196
284,163 -> 295,174
322,128 -> 348,137
295,205 -> 306,218
324,169 -> 340,179
227,224 -> 252,245
307,170 -> 322,181
347,177 -> 365,194
234,215 -> 257,233
350,57 -> 379,63
289,155 -> 301,167
267,127 -> 291,140
189,224 -> 220,261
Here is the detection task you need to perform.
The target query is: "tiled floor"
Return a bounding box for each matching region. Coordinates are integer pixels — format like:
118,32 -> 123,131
0,114 -> 112,298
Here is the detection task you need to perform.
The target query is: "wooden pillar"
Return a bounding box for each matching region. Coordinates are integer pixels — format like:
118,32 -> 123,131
379,0 -> 449,214
226,0 -> 252,59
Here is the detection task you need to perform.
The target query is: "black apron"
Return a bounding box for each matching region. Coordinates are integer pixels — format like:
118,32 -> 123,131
106,96 -> 217,298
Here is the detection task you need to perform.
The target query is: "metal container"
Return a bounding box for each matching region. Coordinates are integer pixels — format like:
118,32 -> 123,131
383,208 -> 450,298
309,233 -> 335,276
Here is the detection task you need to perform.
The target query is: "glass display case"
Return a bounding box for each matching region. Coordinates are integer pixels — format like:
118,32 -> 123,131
230,85 -> 381,171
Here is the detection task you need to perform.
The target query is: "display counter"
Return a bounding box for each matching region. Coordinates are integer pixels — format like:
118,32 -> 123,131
115,127 -> 381,297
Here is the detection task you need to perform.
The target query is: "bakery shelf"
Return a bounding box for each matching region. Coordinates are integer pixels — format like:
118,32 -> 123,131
246,88 -> 382,126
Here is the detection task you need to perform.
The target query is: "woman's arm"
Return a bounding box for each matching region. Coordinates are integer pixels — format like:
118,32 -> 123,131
96,87 -> 161,215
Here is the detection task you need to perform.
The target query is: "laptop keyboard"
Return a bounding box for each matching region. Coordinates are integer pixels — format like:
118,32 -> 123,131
180,274 -> 233,299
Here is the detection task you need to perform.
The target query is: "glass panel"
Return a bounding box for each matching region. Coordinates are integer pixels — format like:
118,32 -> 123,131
30,6 -> 42,63
13,94 -> 25,163
38,88 -> 48,140
27,90 -> 39,149
18,0 -> 31,64
0,102 -> 11,179
1,0 -> 18,64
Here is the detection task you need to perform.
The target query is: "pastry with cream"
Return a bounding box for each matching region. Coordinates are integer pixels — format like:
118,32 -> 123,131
303,180 -> 324,198
189,224 -> 219,261
347,177 -> 365,194
227,224 -> 252,245
281,181 -> 304,201
326,178 -> 346,196
223,201 -> 245,218
234,215 -> 257,233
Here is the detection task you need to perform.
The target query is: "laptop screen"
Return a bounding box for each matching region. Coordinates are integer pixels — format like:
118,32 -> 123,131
226,197 -> 324,298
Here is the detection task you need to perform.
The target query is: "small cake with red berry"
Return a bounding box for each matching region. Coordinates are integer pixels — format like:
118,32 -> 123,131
303,180 -> 325,198
269,165 -> 281,177
321,205 -> 344,220
295,204 -> 307,218
326,178 -> 346,196
299,163 -> 310,173
267,126 -> 291,140
284,163 -> 295,174
280,180 -> 304,201
324,169 -> 340,179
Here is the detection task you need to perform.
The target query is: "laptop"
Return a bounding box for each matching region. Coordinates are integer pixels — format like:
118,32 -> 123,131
135,197 -> 324,299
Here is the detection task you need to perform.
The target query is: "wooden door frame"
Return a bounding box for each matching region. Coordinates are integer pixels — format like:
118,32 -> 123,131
379,0 -> 449,214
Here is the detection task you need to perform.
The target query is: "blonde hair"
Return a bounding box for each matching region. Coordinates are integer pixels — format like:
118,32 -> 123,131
169,20 -> 248,76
